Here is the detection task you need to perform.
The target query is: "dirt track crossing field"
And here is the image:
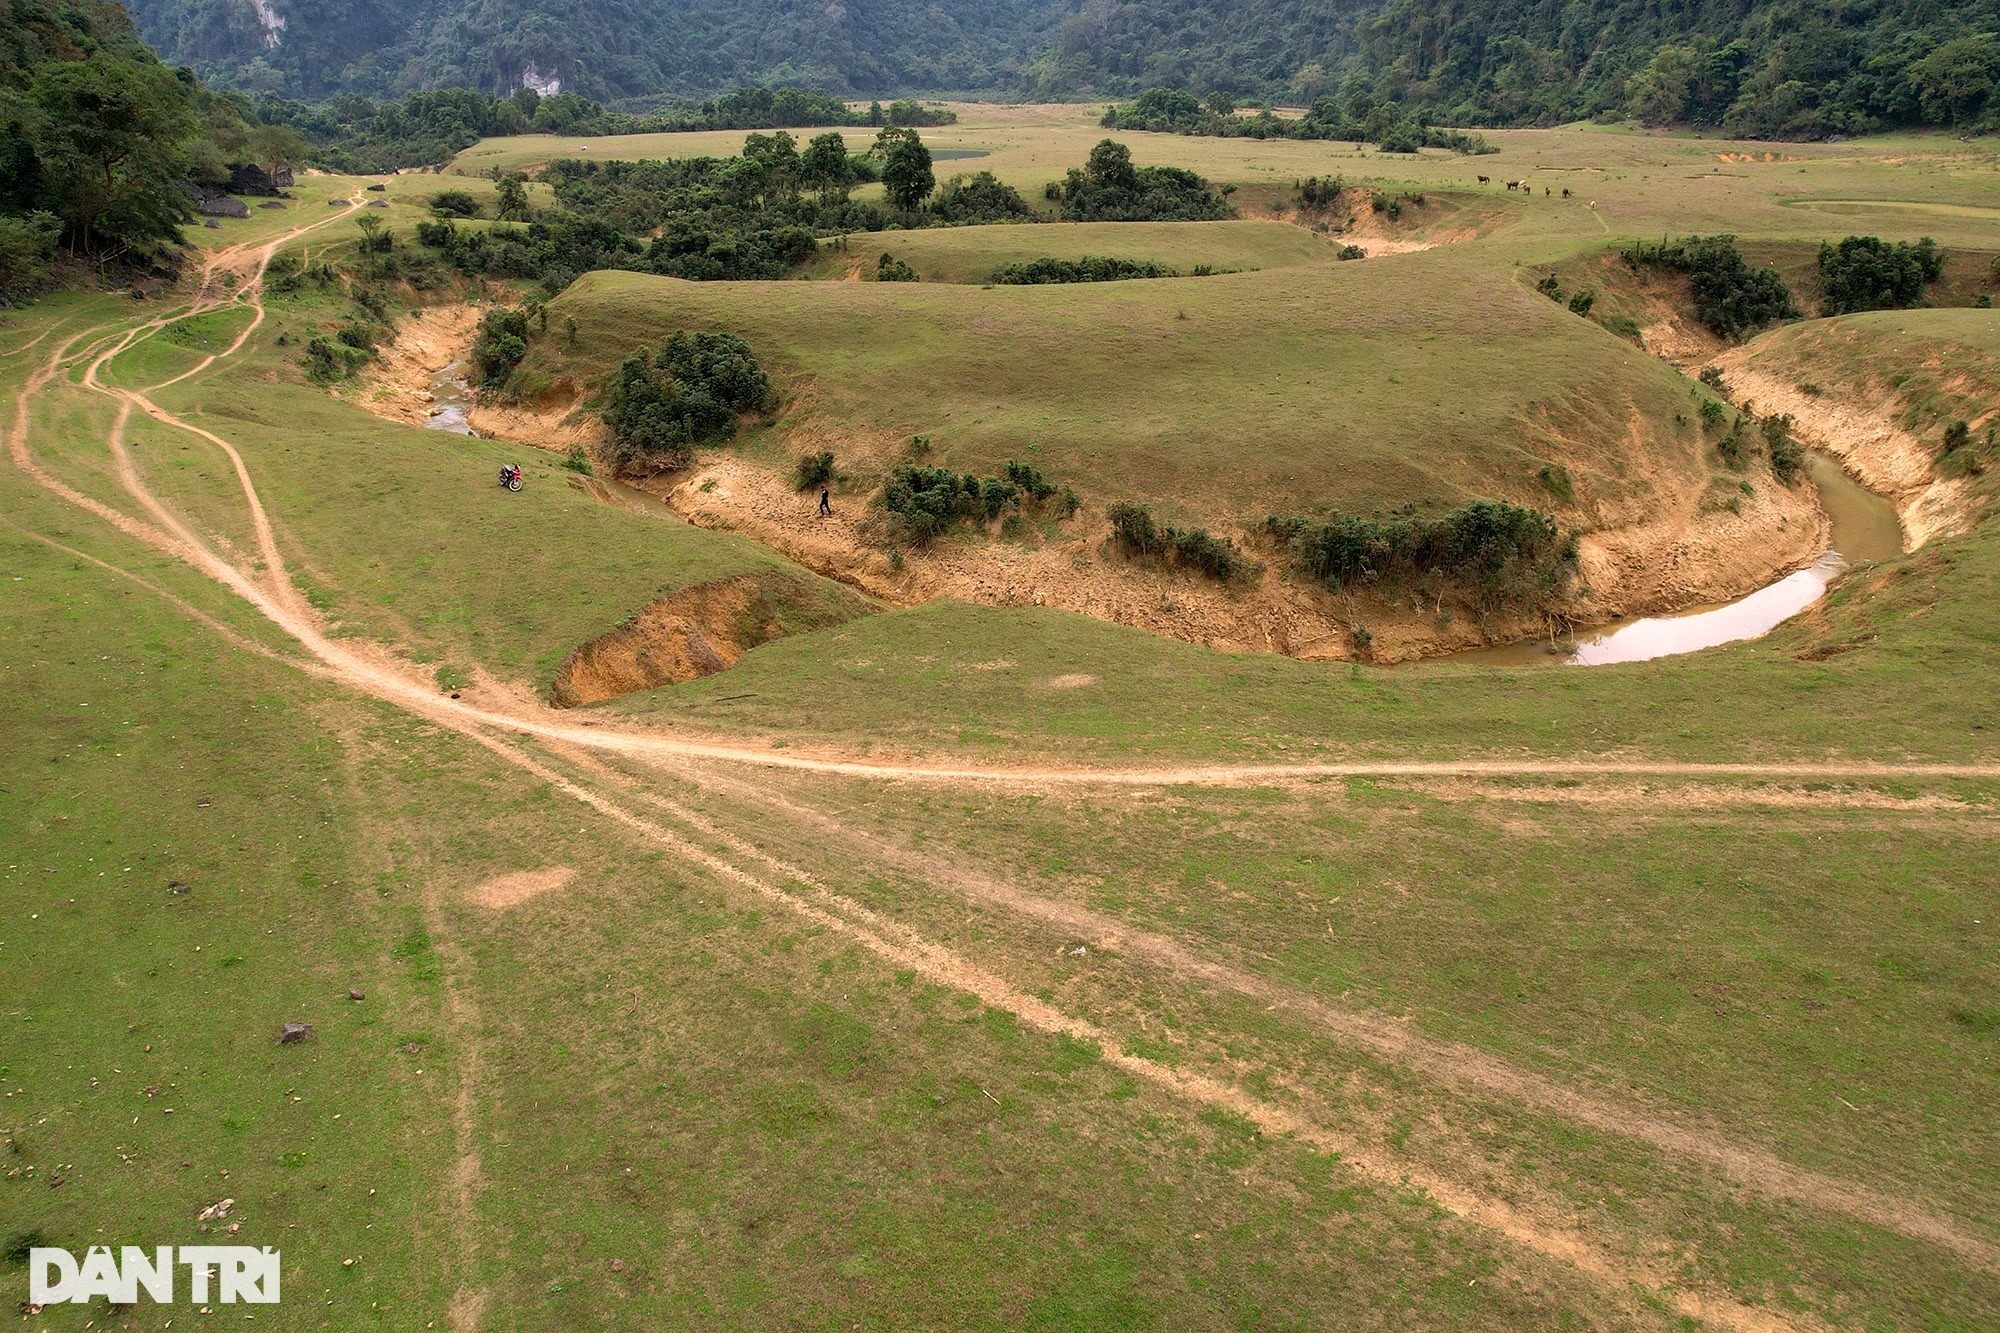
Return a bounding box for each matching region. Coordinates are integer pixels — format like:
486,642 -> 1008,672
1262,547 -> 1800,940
7,213 -> 1997,1331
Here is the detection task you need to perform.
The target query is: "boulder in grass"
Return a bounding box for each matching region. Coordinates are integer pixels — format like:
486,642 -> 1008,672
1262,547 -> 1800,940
278,1022 -> 313,1045
198,195 -> 250,219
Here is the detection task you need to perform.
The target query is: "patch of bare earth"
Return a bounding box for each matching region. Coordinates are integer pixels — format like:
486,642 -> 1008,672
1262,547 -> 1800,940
356,303 -> 482,427
549,574 -> 857,706
468,865 -> 577,909
1708,353 -> 1976,548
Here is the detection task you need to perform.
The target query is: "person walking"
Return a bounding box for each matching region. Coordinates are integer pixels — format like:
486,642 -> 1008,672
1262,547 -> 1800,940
818,486 -> 833,517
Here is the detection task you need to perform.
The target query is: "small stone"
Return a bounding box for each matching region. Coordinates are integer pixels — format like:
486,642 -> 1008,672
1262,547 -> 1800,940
609,1259 -> 625,1274
279,1022 -> 313,1045
348,989 -> 365,1002
168,880 -> 190,895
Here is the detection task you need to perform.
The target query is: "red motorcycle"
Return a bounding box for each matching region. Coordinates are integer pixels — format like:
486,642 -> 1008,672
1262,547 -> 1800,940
498,463 -> 523,492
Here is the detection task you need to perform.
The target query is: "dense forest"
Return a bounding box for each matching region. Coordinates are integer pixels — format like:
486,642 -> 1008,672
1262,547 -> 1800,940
0,0 -> 300,299
122,0 -> 2000,137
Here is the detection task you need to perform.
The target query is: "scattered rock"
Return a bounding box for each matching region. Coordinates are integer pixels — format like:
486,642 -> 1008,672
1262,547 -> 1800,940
609,1259 -> 625,1274
203,219 -> 221,229
327,199 -> 348,207
348,989 -> 365,1002
365,183 -> 385,192
402,1042 -> 422,1054
258,201 -> 285,210
197,1198 -> 234,1221
197,196 -> 249,219
168,880 -> 190,895
364,199 -> 389,208
226,163 -> 283,197
278,1023 -> 313,1045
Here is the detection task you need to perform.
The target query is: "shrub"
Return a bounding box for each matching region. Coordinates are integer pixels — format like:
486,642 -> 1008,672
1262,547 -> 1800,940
302,335 -> 369,384
1567,289 -> 1596,316
1336,244 -> 1366,260
1941,419 -> 1971,456
1268,499 -> 1578,611
1818,235 -> 1945,314
875,251 -> 919,282
1622,235 -> 1798,337
883,459 -> 1069,545
1698,397 -> 1727,431
599,331 -> 773,474
1535,273 -> 1563,301
560,446 -> 593,476
1718,426 -> 1750,470
1106,501 -> 1257,582
1762,413 -> 1804,483
793,450 -> 836,489
0,211 -> 61,306
1537,465 -> 1575,503
472,307 -> 531,388
1699,365 -> 1726,390
428,189 -> 481,218
990,255 -> 1175,284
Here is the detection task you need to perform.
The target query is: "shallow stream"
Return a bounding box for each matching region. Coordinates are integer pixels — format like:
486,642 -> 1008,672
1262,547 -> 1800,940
1437,453 -> 1902,667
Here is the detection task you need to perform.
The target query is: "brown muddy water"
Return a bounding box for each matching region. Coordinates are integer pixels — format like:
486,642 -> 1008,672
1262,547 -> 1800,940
1436,453 -> 1903,667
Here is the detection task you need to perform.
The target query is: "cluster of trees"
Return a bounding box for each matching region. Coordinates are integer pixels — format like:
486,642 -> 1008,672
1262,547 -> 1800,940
1032,0 -> 2000,138
407,128 -> 1042,293
1107,501 -> 1260,583
1817,235 -> 1946,314
255,85 -> 955,174
1047,139 -> 1230,223
1266,500 -> 1577,612
0,0 -> 303,301
1100,88 -> 1493,154
883,459 -> 1075,546
599,332 -> 773,474
991,256 -> 1178,284
1621,235 -> 1800,338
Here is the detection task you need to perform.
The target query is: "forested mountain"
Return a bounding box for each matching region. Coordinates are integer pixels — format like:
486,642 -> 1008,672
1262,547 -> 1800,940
104,0 -> 2000,137
2,0 -> 289,298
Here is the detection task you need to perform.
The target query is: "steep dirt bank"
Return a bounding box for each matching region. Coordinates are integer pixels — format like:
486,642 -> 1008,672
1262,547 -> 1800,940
362,302 -> 1826,664
1707,350 -> 1976,550
550,573 -> 867,706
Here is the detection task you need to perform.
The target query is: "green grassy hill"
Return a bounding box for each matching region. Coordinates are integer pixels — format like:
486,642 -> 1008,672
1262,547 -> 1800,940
529,238 -> 1718,535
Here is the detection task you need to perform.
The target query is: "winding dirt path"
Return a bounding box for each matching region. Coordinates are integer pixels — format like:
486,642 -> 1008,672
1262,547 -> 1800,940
7,215 -> 1996,1329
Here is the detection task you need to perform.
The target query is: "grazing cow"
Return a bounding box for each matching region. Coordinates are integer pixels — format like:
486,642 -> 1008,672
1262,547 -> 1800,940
1505,180 -> 1519,191
1561,187 -> 1572,198
1544,186 -> 1551,196
1476,174 -> 1490,184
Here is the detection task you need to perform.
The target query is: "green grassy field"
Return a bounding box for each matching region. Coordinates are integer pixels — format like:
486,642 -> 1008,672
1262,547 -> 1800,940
533,249 -> 1713,536
5,109 -> 2000,1332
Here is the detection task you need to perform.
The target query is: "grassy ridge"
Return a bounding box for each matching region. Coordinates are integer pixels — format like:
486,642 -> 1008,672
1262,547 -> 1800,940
534,254 -> 1709,532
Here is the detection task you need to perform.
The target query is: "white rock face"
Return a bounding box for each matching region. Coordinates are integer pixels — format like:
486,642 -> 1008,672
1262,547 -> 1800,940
521,63 -> 562,96
247,0 -> 285,48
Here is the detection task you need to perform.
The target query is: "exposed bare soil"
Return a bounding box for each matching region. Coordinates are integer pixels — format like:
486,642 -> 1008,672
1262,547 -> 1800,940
1708,352 -> 1976,548
467,866 -> 577,909
549,573 -> 855,706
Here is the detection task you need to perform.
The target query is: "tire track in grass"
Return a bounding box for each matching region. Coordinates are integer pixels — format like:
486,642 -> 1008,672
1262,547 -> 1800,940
7,217 -> 1982,1328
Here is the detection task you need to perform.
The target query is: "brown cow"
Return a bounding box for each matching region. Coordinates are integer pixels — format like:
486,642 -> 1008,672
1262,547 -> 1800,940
1561,187 -> 1572,198
1477,174 -> 1490,184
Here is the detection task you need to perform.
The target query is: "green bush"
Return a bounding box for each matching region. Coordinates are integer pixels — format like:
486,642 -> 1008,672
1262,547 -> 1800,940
1622,235 -> 1798,337
1699,397 -> 1727,431
1268,499 -> 1578,611
883,458 -> 1069,546
1537,465 -> 1575,502
793,450 -> 836,490
1567,288 -> 1596,316
1761,413 -> 1804,483
600,331 -> 773,474
990,255 -> 1176,284
875,251 -> 919,282
471,307 -> 531,388
428,189 -> 481,218
1106,501 -> 1258,582
1817,235 -> 1945,314
0,212 -> 61,306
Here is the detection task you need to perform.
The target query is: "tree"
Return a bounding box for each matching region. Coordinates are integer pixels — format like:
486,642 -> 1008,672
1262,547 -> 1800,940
799,131 -> 851,203
29,59 -> 199,258
1085,138 -> 1137,191
876,126 -> 933,211
495,172 -> 530,220
1908,36 -> 1999,127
